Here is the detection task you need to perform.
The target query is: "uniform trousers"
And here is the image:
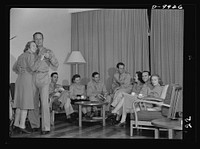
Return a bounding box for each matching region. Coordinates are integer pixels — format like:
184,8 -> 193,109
28,72 -> 50,131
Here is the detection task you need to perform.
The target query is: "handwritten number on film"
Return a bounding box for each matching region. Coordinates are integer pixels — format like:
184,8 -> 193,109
184,116 -> 192,128
152,5 -> 183,9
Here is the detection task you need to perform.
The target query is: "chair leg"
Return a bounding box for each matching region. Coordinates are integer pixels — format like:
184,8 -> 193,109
51,111 -> 55,126
130,122 -> 133,136
154,128 -> 159,139
168,129 -> 173,139
136,128 -> 140,135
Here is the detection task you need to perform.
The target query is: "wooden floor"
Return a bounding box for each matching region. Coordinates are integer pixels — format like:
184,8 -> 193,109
9,113 -> 171,140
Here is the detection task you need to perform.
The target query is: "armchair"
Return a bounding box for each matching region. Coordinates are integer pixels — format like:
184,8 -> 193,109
130,84 -> 182,137
50,85 -> 70,125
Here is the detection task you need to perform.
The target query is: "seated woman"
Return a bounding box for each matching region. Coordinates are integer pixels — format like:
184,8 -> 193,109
69,74 -> 88,116
113,74 -> 164,127
110,71 -> 144,123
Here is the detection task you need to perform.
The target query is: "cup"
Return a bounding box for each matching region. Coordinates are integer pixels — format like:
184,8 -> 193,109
131,92 -> 136,96
138,94 -> 144,98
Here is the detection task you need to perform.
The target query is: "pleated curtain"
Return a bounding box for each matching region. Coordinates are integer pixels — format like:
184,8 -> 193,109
71,9 -> 150,90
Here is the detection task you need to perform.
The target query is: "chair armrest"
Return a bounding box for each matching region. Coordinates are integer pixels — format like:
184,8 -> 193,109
134,99 -> 170,107
140,96 -> 164,102
131,99 -> 170,127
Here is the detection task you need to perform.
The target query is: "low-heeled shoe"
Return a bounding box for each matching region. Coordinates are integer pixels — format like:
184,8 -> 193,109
115,122 -> 126,127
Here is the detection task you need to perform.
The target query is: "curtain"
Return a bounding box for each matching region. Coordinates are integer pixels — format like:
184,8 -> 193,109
150,9 -> 184,112
71,9 -> 149,90
150,9 -> 184,85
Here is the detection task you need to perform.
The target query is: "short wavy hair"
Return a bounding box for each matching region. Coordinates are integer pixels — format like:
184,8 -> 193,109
135,71 -> 144,83
71,74 -> 81,83
150,74 -> 163,86
116,62 -> 125,69
33,32 -> 44,39
92,72 -> 99,78
51,72 -> 58,78
23,41 -> 35,53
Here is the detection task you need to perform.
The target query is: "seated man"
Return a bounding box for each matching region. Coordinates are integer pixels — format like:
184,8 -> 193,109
87,72 -> 112,117
110,62 -> 133,115
49,72 -> 75,123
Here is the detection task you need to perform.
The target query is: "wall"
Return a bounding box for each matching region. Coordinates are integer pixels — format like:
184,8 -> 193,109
10,8 -> 72,85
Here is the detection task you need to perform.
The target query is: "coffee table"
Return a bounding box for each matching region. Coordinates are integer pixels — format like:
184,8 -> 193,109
75,101 -> 108,127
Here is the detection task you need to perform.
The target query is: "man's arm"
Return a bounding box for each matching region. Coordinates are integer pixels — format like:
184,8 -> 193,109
46,49 -> 59,71
12,60 -> 19,74
102,84 -> 109,97
27,53 -> 42,72
120,73 -> 131,88
87,82 -> 98,97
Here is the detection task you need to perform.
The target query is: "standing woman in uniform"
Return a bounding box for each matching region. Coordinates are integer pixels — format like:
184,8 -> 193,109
12,41 -> 41,134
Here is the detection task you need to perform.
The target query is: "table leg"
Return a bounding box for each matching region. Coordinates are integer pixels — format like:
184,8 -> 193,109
79,105 -> 82,127
168,129 -> 173,139
102,105 -> 105,126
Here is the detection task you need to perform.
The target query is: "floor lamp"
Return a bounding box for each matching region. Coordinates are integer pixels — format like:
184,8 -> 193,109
66,51 -> 86,74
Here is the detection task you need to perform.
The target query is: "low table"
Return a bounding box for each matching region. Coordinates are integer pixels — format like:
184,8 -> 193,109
75,101 -> 108,127
151,118 -> 182,139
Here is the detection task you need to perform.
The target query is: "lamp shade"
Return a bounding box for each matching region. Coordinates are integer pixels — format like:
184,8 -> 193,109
66,51 -> 86,64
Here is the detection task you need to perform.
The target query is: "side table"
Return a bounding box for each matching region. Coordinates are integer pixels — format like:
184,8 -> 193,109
75,101 -> 108,127
151,118 -> 182,139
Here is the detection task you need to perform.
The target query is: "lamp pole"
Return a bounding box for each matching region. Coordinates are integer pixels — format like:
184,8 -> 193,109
75,63 -> 78,74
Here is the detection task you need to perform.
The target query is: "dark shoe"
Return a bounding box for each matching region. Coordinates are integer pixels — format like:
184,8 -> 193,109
113,119 -> 120,125
110,106 -> 115,111
107,113 -> 117,120
65,118 -> 73,123
70,113 -> 78,120
41,131 -> 50,135
84,115 -> 92,120
32,127 -> 40,132
19,128 -> 32,134
11,126 -> 21,134
115,122 -> 126,127
94,111 -> 99,117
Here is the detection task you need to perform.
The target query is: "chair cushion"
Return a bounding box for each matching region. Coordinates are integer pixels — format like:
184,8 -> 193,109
130,111 -> 164,121
161,84 -> 173,117
160,84 -> 169,99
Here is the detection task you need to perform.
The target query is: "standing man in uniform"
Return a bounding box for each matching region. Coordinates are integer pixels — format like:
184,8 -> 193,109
28,32 -> 59,135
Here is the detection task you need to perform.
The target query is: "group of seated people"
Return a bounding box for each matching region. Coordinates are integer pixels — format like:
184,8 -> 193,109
49,71 -> 112,122
49,62 -> 166,127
